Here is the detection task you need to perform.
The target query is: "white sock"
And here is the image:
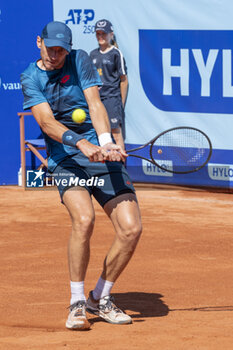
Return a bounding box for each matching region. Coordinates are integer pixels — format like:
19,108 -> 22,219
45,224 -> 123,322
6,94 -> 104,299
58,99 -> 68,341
70,281 -> 86,305
93,277 -> 114,300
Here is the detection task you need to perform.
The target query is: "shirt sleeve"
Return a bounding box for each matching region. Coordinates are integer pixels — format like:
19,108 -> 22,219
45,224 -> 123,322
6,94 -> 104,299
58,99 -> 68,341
20,73 -> 47,110
75,50 -> 102,91
115,49 -> 128,76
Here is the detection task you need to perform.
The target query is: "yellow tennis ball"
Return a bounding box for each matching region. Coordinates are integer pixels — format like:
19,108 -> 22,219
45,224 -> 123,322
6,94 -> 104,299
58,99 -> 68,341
158,149 -> 162,154
72,109 -> 86,123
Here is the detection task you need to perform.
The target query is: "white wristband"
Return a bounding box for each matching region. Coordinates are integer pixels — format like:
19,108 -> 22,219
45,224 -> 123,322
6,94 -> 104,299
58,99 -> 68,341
98,132 -> 112,147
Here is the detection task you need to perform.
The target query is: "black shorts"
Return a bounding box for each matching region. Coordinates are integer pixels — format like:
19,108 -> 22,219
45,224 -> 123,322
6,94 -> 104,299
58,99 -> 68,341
52,153 -> 135,207
102,96 -> 125,129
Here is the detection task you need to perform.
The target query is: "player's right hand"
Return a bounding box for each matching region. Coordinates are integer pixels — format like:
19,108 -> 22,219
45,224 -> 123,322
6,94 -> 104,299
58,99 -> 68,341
102,143 -> 128,162
77,139 -> 127,163
76,139 -> 106,162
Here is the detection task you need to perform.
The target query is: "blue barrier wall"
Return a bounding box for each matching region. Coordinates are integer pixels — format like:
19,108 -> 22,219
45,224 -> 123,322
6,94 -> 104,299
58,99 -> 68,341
0,1 -> 53,184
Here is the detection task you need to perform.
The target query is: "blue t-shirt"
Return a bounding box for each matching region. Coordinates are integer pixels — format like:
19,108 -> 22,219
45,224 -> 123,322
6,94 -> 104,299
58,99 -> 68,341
20,49 -> 102,171
90,46 -> 127,99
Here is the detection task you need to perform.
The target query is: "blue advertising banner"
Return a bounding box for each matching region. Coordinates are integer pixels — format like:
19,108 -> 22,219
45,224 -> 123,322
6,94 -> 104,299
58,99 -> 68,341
0,1 -> 53,184
139,30 -> 233,114
126,147 -> 233,189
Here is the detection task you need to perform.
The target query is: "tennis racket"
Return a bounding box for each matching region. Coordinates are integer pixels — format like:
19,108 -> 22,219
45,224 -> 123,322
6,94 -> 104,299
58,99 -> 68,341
126,126 -> 212,174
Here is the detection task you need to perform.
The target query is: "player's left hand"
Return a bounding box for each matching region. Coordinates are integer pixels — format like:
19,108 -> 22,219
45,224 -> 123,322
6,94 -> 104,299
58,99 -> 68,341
101,143 -> 128,162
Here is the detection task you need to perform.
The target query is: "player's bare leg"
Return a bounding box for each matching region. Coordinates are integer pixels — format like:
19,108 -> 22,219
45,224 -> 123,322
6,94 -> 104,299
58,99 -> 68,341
63,188 -> 95,282
112,127 -> 125,150
102,192 -> 142,281
63,188 -> 95,330
86,192 -> 142,324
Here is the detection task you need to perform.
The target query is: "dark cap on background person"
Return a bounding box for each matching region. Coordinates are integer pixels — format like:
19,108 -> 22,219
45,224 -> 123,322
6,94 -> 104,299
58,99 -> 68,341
41,21 -> 72,52
95,19 -> 113,33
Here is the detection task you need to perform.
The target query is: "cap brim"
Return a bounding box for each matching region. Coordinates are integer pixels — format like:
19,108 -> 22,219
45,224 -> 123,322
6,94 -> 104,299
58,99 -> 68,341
96,30 -> 113,34
44,38 -> 71,52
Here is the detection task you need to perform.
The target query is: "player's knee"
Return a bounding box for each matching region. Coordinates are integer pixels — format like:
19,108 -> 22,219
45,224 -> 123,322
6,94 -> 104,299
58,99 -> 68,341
71,213 -> 95,239
119,220 -> 142,243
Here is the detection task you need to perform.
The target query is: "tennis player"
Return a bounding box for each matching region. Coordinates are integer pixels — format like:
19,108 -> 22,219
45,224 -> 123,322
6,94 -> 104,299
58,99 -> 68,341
90,19 -> 128,149
20,21 -> 142,330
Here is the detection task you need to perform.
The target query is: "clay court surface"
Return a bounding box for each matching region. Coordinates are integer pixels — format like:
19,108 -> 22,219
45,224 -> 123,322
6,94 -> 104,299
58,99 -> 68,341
1,184 -> 233,349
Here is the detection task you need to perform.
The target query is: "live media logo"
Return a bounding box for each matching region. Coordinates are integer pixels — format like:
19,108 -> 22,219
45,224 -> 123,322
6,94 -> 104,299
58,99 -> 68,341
26,169 -> 45,187
26,170 -> 104,188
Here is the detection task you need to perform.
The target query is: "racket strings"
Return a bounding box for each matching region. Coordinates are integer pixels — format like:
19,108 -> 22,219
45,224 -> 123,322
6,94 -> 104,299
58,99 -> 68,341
152,128 -> 210,171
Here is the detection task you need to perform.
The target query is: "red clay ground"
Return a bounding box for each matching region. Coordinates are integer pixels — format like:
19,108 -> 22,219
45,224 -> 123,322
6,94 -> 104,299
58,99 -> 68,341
1,184 -> 233,350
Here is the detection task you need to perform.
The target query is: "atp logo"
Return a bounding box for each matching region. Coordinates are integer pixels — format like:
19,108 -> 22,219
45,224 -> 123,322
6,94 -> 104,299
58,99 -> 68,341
65,9 -> 94,25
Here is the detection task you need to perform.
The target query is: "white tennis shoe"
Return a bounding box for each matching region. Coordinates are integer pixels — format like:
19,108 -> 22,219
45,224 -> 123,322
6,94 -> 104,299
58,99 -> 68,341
86,291 -> 132,325
66,300 -> 91,330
